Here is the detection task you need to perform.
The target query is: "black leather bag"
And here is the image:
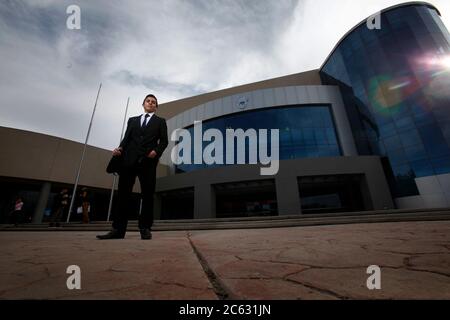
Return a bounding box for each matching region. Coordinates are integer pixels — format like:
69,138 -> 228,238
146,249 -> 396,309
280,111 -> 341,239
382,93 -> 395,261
106,155 -> 123,174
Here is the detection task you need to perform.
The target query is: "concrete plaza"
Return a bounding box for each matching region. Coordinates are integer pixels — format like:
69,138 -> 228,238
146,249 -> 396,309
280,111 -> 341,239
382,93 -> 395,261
0,220 -> 449,300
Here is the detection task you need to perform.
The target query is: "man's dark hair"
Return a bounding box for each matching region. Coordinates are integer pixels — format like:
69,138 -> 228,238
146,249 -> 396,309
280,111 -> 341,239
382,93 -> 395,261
142,94 -> 158,108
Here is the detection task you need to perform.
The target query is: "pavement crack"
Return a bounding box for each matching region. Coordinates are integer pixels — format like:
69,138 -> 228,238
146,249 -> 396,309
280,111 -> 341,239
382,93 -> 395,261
226,275 -> 271,280
403,256 -> 413,268
378,250 -> 447,255
406,268 -> 450,278
284,278 -> 349,300
16,259 -> 48,266
0,275 -> 51,298
108,268 -> 134,273
187,232 -> 234,300
44,266 -> 50,278
283,269 -> 311,278
107,256 -> 136,273
54,284 -> 143,299
264,259 -> 369,270
152,279 -> 205,291
382,265 -> 450,278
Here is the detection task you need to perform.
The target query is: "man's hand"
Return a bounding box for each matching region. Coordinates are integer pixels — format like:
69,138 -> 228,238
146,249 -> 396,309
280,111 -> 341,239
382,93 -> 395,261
112,147 -> 123,156
147,150 -> 157,158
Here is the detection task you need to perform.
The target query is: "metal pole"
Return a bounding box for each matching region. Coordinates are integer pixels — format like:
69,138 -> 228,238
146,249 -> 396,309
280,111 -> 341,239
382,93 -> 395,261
66,83 -> 102,223
107,97 -> 130,221
106,176 -> 117,222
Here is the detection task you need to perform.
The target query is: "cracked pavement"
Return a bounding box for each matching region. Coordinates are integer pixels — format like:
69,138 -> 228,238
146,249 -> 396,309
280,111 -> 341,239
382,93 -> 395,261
0,221 -> 449,299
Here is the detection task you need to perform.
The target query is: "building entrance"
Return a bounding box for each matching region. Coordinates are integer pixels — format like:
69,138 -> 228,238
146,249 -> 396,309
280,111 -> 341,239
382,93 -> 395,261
215,180 -> 277,218
298,174 -> 368,214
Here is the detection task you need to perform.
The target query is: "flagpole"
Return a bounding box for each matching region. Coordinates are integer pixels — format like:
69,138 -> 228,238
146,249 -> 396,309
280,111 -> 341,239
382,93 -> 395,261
107,97 -> 130,221
66,83 -> 102,223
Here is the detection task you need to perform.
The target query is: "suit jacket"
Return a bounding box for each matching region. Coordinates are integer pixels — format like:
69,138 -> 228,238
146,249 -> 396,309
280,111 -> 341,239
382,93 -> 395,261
119,114 -> 168,168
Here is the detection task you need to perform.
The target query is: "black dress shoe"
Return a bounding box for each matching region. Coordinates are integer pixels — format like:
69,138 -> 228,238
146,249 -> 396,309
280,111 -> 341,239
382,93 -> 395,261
140,228 -> 152,240
96,229 -> 125,240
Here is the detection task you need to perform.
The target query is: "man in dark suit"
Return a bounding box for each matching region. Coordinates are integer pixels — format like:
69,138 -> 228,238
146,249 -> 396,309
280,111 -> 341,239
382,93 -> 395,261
97,94 -> 168,240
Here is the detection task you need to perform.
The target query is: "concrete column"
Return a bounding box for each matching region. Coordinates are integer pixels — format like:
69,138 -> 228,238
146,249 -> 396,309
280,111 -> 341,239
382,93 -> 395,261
329,87 -> 358,156
194,184 -> 215,219
275,176 -> 302,215
32,182 -> 51,223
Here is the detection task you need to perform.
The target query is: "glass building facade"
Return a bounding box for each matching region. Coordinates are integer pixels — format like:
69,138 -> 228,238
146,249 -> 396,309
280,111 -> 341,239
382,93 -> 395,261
175,105 -> 341,173
320,4 -> 450,197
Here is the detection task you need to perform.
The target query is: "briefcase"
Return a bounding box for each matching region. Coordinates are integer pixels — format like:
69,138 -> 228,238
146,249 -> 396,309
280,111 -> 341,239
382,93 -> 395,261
106,155 -> 123,174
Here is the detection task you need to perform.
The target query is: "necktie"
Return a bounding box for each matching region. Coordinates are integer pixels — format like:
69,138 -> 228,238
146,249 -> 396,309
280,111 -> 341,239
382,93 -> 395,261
142,114 -> 150,128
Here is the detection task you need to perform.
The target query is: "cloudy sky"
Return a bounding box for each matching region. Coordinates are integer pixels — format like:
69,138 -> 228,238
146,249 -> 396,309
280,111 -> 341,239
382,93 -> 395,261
1,0 -> 450,150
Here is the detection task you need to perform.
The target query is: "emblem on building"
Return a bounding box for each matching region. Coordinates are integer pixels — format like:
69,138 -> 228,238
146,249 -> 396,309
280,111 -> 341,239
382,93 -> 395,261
236,96 -> 249,110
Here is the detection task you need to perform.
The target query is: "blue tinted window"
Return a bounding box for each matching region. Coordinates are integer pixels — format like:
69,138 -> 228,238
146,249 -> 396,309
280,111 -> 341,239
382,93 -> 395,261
398,129 -> 421,148
419,125 -> 449,157
383,135 -> 401,152
386,148 -> 408,166
442,123 -> 450,145
175,105 -> 341,173
379,122 -> 396,136
403,144 -> 427,162
431,155 -> 450,175
314,129 -> 327,145
394,116 -> 415,131
409,159 -> 434,177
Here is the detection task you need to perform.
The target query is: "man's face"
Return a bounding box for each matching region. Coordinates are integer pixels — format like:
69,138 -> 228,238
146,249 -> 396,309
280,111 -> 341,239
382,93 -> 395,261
143,96 -> 157,113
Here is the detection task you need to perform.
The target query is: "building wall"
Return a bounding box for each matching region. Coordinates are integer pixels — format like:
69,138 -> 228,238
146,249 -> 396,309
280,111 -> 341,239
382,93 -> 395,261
155,156 -> 394,219
161,85 -> 358,171
395,173 -> 450,208
0,126 -> 169,190
158,70 -> 322,119
320,2 -> 450,208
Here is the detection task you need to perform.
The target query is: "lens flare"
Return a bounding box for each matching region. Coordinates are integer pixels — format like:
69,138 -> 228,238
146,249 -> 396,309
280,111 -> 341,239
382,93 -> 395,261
416,54 -> 450,70
368,75 -> 417,114
442,56 -> 450,68
368,54 -> 450,114
425,71 -> 450,100
414,54 -> 450,100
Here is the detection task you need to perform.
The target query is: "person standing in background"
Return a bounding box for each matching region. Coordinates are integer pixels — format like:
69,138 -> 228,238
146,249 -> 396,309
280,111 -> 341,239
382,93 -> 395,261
80,187 -> 91,224
49,188 -> 69,227
11,196 -> 24,226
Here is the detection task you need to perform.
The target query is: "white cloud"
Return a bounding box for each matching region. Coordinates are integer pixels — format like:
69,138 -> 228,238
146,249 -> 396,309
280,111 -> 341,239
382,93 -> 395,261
1,0 -> 450,151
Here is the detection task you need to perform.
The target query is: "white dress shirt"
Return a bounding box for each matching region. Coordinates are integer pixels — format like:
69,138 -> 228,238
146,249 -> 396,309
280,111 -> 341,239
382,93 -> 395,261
140,112 -> 154,127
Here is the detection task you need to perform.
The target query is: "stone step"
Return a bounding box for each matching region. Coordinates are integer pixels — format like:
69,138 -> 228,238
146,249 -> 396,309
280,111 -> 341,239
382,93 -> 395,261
1,208 -> 450,231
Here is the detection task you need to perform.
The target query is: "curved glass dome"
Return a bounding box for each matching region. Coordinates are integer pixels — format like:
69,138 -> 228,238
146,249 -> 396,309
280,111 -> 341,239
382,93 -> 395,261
320,2 -> 450,197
